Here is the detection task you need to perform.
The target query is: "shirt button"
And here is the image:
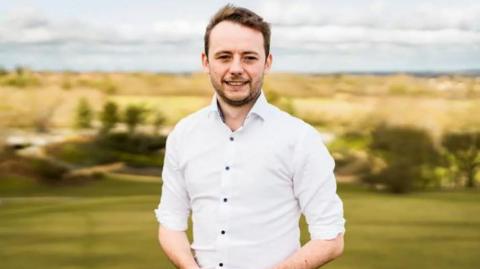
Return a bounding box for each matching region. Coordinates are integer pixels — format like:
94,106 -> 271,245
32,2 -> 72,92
219,263 -> 223,267
225,166 -> 230,171
221,230 -> 226,235
229,137 -> 234,141
223,198 -> 228,202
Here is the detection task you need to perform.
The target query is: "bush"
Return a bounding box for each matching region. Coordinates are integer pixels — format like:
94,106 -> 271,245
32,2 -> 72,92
152,111 -> 166,135
329,131 -> 371,177
0,154 -> 70,185
363,124 -> 440,193
95,132 -> 166,154
29,158 -> 69,184
46,133 -> 166,169
74,97 -> 94,129
99,101 -> 119,135
0,67 -> 41,88
442,131 -> 480,188
124,104 -> 149,135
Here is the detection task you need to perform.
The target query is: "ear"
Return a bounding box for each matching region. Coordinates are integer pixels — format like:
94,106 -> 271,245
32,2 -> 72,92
201,52 -> 210,74
264,53 -> 273,73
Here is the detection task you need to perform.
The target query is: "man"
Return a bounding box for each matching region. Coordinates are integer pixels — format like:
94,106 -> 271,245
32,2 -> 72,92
155,5 -> 345,269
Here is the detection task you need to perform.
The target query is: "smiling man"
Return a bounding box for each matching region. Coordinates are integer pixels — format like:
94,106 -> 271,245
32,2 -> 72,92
154,5 -> 345,269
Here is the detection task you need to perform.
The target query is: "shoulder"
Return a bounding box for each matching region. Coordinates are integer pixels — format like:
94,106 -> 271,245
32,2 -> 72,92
268,104 -> 318,139
268,105 -> 332,158
168,106 -> 210,138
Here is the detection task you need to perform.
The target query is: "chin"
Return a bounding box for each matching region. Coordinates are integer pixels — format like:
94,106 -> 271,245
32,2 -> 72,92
226,92 -> 250,101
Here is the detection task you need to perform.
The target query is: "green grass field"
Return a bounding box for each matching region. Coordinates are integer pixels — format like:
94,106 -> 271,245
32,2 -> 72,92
0,175 -> 479,269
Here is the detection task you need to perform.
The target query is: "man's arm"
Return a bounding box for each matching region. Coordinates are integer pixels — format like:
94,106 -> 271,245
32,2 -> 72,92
155,125 -> 198,268
272,234 -> 344,269
284,126 -> 346,269
158,225 -> 200,269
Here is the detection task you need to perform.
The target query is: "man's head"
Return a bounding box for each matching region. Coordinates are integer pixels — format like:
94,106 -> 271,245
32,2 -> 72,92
202,5 -> 272,107
204,5 -> 271,59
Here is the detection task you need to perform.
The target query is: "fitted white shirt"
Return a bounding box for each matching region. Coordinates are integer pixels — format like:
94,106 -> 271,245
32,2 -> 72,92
155,91 -> 345,269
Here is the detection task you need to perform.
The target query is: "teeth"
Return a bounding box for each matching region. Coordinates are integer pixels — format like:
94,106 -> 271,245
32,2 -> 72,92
226,81 -> 247,86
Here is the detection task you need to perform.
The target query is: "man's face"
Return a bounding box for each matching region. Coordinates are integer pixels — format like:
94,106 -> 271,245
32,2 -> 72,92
202,21 -> 272,107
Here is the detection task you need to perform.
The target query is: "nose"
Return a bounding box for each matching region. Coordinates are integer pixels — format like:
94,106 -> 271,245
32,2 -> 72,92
228,55 -> 244,75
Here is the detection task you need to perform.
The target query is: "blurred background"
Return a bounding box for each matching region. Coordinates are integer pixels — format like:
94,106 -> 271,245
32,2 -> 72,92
0,0 -> 479,268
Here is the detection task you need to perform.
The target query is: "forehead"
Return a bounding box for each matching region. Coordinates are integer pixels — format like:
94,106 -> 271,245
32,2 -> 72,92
209,21 -> 265,56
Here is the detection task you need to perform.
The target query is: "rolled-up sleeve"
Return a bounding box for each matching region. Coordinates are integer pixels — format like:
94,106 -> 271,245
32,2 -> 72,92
154,126 -> 191,231
292,126 -> 346,240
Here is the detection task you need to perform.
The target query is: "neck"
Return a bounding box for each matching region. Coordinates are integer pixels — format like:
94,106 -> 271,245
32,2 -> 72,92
217,94 -> 259,131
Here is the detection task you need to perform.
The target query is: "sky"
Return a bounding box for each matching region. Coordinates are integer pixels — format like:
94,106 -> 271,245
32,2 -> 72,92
0,0 -> 479,73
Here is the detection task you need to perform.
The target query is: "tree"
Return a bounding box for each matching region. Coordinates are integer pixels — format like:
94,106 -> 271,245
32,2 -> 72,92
74,97 -> 94,129
365,124 -> 439,193
442,132 -> 480,188
99,101 -> 119,135
124,104 -> 148,135
152,111 -> 166,136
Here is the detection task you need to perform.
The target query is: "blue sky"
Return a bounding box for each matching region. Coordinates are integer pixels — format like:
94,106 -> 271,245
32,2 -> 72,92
1,0 -> 479,72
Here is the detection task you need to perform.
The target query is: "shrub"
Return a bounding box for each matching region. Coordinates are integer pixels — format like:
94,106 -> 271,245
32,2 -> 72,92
364,124 -> 440,193
46,133 -> 166,169
29,158 -> 69,184
99,101 -> 119,135
152,111 -> 166,136
95,132 -> 166,154
442,131 -> 480,188
61,79 -> 73,90
124,104 -> 149,135
74,97 -> 94,129
1,67 -> 41,88
0,154 -> 70,185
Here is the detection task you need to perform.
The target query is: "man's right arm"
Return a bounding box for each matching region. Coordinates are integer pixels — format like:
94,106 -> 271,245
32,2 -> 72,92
155,126 -> 198,268
158,225 -> 200,269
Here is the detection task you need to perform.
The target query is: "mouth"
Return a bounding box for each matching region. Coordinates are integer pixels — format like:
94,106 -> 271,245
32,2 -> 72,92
224,80 -> 249,86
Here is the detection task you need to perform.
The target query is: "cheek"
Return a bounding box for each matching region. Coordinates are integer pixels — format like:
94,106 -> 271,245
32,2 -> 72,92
211,65 -> 228,77
247,69 -> 262,81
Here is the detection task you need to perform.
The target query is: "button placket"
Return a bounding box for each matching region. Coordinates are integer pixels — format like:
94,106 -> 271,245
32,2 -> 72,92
217,132 -> 236,268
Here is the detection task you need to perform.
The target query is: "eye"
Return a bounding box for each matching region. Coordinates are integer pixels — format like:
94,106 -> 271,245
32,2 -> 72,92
244,56 -> 258,62
217,55 -> 231,61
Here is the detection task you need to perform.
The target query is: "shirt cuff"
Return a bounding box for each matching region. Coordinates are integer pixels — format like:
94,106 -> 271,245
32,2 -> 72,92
309,225 -> 346,240
154,208 -> 188,231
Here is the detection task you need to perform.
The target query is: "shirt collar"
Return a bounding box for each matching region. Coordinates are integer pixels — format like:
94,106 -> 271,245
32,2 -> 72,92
208,90 -> 271,121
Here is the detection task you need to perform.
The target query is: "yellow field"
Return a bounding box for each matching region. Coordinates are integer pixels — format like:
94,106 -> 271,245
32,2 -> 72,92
110,95 -> 210,125
1,71 -> 479,136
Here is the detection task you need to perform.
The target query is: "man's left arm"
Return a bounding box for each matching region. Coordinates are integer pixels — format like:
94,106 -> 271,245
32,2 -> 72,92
271,233 -> 344,269
276,126 -> 346,269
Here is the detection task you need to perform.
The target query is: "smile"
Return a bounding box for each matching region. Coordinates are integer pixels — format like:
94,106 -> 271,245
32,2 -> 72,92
224,80 -> 249,86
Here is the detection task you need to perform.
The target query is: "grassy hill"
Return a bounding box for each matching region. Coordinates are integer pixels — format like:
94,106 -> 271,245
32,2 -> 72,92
1,174 -> 479,269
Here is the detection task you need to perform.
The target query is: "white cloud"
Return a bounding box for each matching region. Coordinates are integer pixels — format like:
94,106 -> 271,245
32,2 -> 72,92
1,1 -> 479,72
260,0 -> 480,31
261,0 -> 480,60
152,20 -> 204,42
273,26 -> 480,49
0,8 -> 120,44
0,7 -> 205,45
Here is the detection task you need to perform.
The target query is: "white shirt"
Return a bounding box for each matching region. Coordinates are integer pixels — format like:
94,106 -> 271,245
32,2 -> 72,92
155,91 -> 345,269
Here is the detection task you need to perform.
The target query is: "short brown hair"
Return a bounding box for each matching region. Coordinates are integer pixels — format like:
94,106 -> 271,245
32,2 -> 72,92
204,4 -> 271,59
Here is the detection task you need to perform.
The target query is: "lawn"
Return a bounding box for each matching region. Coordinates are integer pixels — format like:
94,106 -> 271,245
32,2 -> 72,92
0,175 -> 479,269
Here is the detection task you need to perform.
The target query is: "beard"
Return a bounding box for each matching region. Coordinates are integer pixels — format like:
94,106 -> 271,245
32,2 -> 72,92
210,75 -> 263,107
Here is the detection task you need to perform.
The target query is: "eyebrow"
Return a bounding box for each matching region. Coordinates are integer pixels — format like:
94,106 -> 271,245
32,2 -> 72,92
213,51 -> 260,57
